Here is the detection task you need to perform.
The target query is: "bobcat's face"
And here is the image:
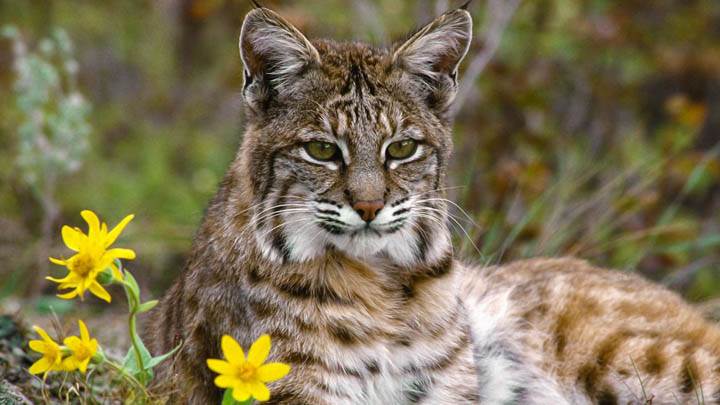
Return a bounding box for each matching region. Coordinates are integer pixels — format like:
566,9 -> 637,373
238,7 -> 472,266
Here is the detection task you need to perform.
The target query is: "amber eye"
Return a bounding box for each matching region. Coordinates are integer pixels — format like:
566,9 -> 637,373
304,141 -> 339,161
386,139 -> 418,160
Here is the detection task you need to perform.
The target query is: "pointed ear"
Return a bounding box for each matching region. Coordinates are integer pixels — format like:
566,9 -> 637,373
393,9 -> 473,115
239,7 -> 320,112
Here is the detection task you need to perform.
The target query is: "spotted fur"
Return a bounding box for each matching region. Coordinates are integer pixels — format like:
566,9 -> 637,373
150,5 -> 720,404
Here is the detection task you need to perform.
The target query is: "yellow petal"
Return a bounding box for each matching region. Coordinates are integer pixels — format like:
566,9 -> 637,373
207,359 -> 235,375
63,336 -> 82,351
28,340 -> 46,353
78,320 -> 90,342
62,356 -> 79,372
28,357 -> 52,375
231,384 -> 252,402
33,326 -> 53,343
46,274 -> 73,284
88,282 -> 111,303
105,214 -> 134,248
105,248 -> 136,261
61,226 -> 83,251
78,358 -> 91,373
257,363 -> 291,382
221,335 -> 245,365
57,290 -> 80,300
97,256 -> 116,274
81,210 -> 101,240
110,262 -> 124,281
49,257 -> 67,266
88,339 -> 99,354
214,375 -> 236,388
247,334 -> 271,367
247,380 -> 271,402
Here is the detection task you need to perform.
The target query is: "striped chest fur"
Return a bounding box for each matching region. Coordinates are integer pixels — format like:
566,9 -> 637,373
237,254 -> 480,404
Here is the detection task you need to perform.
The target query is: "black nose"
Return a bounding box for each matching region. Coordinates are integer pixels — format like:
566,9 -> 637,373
352,200 -> 384,222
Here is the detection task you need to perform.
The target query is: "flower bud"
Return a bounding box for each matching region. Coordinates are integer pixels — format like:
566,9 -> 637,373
97,267 -> 113,285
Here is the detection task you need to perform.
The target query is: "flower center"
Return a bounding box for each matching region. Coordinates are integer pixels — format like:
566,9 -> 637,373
47,344 -> 61,361
75,345 -> 91,360
70,254 -> 96,277
236,364 -> 256,381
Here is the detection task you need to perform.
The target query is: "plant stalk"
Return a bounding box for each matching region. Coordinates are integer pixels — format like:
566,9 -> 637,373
128,302 -> 145,381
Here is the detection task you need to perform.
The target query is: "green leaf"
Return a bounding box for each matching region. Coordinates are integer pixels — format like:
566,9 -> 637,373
222,389 -> 252,405
122,332 -> 154,382
123,285 -> 137,312
137,299 -> 158,313
145,342 -> 181,369
124,270 -> 141,298
221,389 -> 236,405
122,336 -> 180,385
122,270 -> 141,311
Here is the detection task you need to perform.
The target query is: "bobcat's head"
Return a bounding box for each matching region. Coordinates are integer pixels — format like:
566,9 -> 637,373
237,5 -> 472,267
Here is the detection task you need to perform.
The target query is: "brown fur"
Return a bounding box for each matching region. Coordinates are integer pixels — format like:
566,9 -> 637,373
461,258 -> 720,403
148,5 -> 720,404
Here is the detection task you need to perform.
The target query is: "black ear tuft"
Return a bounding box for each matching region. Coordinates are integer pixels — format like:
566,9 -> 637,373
393,9 -> 473,117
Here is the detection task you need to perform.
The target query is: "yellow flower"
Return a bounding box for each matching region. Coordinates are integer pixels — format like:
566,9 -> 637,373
207,334 -> 290,402
28,326 -> 64,377
62,320 -> 99,373
48,210 -> 135,302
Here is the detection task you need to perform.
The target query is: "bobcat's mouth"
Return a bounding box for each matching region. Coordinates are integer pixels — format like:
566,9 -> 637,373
314,215 -> 405,237
351,226 -> 382,238
312,197 -> 411,237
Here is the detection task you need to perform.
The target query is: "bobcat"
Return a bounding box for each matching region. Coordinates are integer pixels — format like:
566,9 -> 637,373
151,3 -> 720,404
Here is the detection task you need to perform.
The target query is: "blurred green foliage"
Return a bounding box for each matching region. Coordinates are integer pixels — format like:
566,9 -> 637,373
1,0 -> 719,303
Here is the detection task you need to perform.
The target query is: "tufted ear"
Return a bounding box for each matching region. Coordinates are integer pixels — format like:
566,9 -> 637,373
393,8 -> 473,116
239,7 -> 320,112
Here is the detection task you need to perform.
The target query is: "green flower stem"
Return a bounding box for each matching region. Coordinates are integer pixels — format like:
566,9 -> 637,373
112,261 -> 147,383
128,304 -> 145,381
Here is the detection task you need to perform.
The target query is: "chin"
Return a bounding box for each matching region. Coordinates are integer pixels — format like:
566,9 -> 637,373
330,233 -> 387,259
326,226 -> 422,267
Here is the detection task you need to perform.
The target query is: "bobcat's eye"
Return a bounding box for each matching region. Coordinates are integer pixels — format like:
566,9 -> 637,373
304,141 -> 339,161
386,139 -> 418,160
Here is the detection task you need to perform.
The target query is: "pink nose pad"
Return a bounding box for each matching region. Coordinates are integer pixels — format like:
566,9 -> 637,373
352,200 -> 385,223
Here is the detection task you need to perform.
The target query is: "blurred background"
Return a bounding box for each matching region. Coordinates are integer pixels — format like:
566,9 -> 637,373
1,0 -> 719,314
